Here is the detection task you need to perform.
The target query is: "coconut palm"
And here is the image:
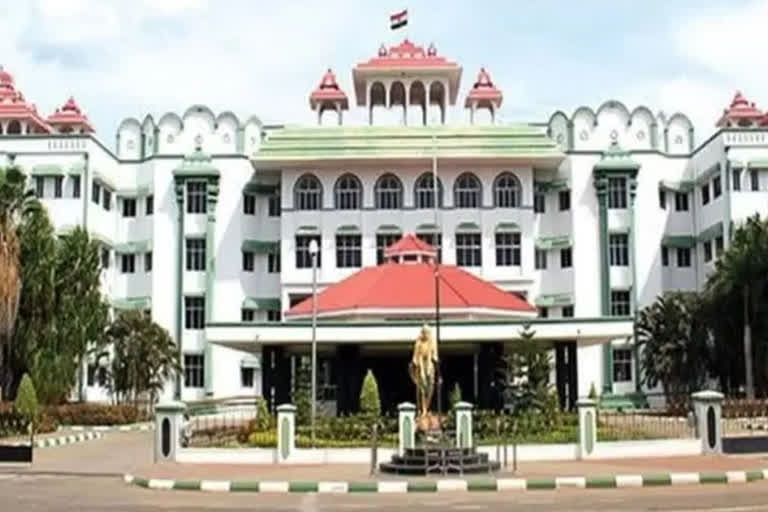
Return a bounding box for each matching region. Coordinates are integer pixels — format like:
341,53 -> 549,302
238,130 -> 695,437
0,166 -> 40,399
706,215 -> 768,399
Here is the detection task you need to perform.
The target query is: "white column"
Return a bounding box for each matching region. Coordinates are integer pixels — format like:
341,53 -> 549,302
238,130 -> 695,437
425,85 -> 432,126
577,398 -> 597,459
277,403 -> 296,463
692,390 -> 724,454
154,401 -> 186,462
397,402 -> 416,456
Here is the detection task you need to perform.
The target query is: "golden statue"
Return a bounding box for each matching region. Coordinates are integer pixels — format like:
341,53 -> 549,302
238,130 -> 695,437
409,324 -> 439,427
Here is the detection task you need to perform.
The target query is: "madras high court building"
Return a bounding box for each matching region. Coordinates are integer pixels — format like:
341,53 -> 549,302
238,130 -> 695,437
1,38 -> 767,413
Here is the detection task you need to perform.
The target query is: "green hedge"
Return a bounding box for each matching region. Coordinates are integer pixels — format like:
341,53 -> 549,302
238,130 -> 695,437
0,402 -> 57,437
45,403 -> 150,426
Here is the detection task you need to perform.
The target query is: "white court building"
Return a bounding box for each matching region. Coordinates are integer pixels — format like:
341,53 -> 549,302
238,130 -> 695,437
0,38 -> 767,412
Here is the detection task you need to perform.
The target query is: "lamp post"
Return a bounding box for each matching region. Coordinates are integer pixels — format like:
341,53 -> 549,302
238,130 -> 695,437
309,238 -> 319,448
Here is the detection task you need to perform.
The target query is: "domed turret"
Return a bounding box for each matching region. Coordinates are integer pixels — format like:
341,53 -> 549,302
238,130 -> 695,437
309,68 -> 349,126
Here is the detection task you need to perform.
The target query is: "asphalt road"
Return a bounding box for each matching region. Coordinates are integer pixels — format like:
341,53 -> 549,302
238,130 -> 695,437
3,473 -> 768,511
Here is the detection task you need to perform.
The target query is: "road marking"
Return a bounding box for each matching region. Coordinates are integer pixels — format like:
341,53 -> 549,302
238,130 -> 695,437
148,479 -> 174,490
616,475 -> 643,488
496,478 -> 526,491
318,481 -> 348,493
556,476 -> 586,489
727,471 -> 747,483
200,480 -> 230,492
259,481 -> 289,493
377,481 -> 408,493
437,479 -> 468,492
670,472 -> 700,485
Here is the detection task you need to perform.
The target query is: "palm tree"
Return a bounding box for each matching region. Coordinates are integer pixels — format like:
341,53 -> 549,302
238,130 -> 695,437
707,215 -> 768,399
0,166 -> 40,399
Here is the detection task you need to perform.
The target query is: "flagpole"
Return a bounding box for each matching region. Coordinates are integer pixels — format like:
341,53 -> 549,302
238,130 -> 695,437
432,133 -> 442,423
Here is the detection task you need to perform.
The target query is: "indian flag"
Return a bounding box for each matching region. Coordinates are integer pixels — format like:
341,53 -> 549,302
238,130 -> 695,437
390,9 -> 407,30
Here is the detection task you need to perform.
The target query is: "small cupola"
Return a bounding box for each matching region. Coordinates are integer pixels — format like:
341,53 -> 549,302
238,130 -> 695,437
309,68 -> 349,126
47,96 -> 94,134
465,67 -> 502,124
383,233 -> 437,264
716,91 -> 763,127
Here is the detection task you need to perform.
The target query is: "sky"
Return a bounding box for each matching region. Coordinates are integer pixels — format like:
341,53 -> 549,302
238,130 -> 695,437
0,0 -> 765,148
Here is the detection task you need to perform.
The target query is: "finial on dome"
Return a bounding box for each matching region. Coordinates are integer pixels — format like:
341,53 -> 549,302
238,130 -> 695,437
378,43 -> 387,57
427,42 -> 437,56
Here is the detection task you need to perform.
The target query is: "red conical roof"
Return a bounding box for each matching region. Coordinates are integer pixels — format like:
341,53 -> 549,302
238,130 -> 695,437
716,91 -> 763,127
465,67 -> 502,108
0,66 -> 53,133
309,68 -> 348,110
47,96 -> 94,132
286,234 -> 535,320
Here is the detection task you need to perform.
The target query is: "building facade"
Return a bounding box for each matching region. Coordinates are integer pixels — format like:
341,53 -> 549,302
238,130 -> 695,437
1,40 -> 767,411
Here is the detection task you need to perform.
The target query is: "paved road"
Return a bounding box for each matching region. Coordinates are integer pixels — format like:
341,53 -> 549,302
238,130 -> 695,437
5,431 -> 768,511
3,473 -> 768,511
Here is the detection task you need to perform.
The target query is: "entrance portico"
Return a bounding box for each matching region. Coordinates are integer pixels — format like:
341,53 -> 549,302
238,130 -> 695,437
207,317 -> 633,414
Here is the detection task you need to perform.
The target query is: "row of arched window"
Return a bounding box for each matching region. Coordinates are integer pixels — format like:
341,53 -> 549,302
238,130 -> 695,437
293,172 -> 523,210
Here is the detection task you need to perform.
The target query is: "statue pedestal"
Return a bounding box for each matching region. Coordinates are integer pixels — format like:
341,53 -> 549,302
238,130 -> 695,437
416,413 -> 443,433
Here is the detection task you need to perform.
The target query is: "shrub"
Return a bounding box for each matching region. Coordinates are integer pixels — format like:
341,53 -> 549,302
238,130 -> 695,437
14,374 -> 39,434
449,383 -> 462,409
45,403 -> 150,426
359,370 -> 381,419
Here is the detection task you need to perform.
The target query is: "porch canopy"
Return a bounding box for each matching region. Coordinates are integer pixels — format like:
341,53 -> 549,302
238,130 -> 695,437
206,317 -> 635,352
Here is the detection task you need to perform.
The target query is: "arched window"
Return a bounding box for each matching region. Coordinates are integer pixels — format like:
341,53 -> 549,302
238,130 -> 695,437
7,120 -> 21,134
374,174 -> 403,209
294,174 -> 322,211
334,174 -> 362,210
494,172 -> 521,208
454,173 -> 482,208
414,173 -> 443,209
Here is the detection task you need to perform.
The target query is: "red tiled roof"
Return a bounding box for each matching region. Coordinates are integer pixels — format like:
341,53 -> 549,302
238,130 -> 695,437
0,67 -> 53,133
286,262 -> 535,317
465,67 -> 502,108
383,232 -> 436,258
717,91 -> 763,127
355,39 -> 459,70
309,68 -> 349,110
47,96 -> 94,132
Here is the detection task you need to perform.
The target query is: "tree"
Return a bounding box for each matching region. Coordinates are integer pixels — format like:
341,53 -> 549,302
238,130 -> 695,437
449,382 -> 462,409
292,359 -> 312,425
497,325 -> 552,414
12,220 -> 108,403
359,369 -> 381,419
14,373 -> 39,442
636,292 -> 710,401
100,310 -> 181,407
0,167 -> 41,399
706,215 -> 768,398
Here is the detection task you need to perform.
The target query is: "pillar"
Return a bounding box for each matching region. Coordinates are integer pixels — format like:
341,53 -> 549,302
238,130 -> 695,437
155,401 -> 186,462
277,404 -> 296,463
204,176 -> 220,396
454,401 -> 473,449
593,174 -> 611,393
576,398 -> 597,459
692,390 -> 724,454
397,402 -> 416,456
173,178 -> 185,400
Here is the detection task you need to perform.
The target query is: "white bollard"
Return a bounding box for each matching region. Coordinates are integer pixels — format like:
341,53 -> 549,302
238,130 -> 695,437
276,404 -> 296,463
397,402 -> 416,456
577,398 -> 597,459
454,401 -> 474,449
155,401 -> 186,462
691,390 -> 724,454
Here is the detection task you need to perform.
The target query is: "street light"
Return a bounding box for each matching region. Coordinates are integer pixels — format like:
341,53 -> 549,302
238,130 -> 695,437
308,238 -> 319,448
